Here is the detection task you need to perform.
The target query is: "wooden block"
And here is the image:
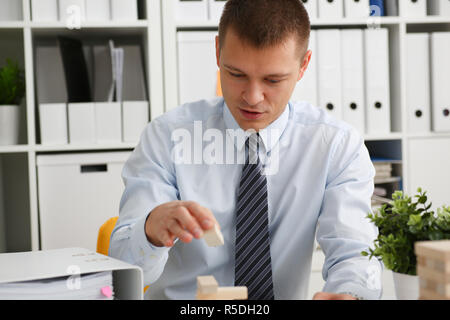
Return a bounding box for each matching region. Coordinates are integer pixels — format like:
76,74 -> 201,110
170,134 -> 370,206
203,223 -> 224,247
197,287 -> 248,300
415,240 -> 450,263
420,287 -> 450,300
417,265 -> 450,283
197,276 -> 218,294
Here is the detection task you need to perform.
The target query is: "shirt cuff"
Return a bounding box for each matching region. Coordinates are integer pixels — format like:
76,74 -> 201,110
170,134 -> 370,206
130,213 -> 170,264
328,282 -> 382,300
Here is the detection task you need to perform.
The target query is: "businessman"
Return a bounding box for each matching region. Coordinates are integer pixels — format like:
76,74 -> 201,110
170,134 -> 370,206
109,0 -> 383,300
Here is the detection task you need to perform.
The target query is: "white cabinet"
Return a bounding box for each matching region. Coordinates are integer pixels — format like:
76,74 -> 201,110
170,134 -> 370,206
37,152 -> 130,251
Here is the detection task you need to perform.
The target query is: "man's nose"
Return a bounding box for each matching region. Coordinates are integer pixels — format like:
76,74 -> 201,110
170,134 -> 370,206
242,81 -> 265,106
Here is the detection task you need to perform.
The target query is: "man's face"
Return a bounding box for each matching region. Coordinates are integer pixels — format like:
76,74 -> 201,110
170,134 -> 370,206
216,29 -> 311,131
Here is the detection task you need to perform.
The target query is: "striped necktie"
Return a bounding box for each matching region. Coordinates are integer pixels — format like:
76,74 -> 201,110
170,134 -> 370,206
235,133 -> 274,300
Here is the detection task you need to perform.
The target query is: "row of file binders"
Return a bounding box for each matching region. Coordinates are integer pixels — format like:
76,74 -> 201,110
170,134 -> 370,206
176,29 -> 391,135
175,0 -> 227,23
30,0 -> 138,22
302,0 -> 450,19
173,0 -> 450,22
302,0 -> 372,19
293,28 -> 391,135
406,32 -> 450,133
398,0 -> 450,17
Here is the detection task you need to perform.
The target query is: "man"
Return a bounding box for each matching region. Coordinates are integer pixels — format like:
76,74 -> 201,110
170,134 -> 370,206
109,0 -> 383,300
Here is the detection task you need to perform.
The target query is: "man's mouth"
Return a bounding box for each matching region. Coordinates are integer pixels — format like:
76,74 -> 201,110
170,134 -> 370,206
239,108 -> 264,120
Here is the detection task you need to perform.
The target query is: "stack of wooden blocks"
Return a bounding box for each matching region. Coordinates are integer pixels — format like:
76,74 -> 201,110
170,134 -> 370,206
415,240 -> 450,300
197,222 -> 248,300
196,276 -> 247,300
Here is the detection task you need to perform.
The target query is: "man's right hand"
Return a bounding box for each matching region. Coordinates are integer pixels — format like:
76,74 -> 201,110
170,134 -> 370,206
144,201 -> 218,247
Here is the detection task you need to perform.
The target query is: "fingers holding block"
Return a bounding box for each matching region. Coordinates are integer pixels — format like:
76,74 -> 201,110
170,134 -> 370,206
203,223 -> 224,247
197,276 -> 219,294
196,287 -> 248,300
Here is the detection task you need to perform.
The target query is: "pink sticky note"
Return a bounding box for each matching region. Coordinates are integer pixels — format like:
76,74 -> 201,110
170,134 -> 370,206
101,286 -> 113,298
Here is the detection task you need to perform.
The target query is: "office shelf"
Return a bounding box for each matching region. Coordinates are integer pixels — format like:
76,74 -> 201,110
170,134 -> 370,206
0,0 -> 163,253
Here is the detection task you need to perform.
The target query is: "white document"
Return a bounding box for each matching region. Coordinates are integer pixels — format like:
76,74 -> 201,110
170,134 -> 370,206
400,0 -> 427,17
111,0 -> 138,21
68,102 -> 96,144
318,0 -> 344,19
344,0 -> 370,18
122,101 -> 149,143
94,102 -> 122,144
177,31 -> 218,105
302,0 -> 318,19
428,0 -> 450,16
341,29 -> 365,135
0,0 -> 23,21
209,0 -> 227,22
430,32 -> 450,132
0,247 -> 143,300
31,0 -> 58,21
114,48 -> 124,102
39,103 -> 69,145
364,28 -> 391,134
291,30 -> 317,107
85,0 -> 110,21
175,0 -> 208,21
108,40 -> 117,102
35,45 -> 68,104
59,0 -> 86,23
405,33 -> 431,133
0,271 -> 113,300
317,29 -> 342,119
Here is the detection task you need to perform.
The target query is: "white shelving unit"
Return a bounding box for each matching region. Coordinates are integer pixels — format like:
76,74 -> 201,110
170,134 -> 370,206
0,0 -> 164,253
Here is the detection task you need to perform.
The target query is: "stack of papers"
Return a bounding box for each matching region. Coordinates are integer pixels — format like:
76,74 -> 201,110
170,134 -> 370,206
0,271 -> 114,300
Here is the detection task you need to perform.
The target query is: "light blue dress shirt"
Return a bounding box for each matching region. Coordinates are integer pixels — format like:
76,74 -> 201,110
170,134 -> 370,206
109,98 -> 383,300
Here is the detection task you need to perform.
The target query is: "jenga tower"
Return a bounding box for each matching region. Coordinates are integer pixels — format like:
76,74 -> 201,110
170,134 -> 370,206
415,240 -> 450,300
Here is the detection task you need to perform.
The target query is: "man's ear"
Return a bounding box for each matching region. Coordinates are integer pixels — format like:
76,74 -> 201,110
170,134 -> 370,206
297,49 -> 312,81
215,35 -> 220,68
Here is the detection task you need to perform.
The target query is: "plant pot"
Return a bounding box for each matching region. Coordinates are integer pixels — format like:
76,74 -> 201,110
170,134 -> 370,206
392,271 -> 419,300
0,105 -> 20,145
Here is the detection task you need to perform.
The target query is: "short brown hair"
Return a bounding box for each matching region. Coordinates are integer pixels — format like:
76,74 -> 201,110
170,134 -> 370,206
218,0 -> 311,57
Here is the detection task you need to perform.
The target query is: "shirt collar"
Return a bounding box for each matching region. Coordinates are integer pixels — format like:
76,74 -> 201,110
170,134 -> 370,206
223,101 -> 290,154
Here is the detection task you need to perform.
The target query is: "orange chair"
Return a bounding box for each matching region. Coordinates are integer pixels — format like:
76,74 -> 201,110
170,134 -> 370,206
97,217 -> 119,255
97,216 -> 149,293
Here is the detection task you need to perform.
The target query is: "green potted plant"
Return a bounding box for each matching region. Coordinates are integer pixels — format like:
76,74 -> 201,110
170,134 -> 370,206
0,58 -> 25,145
362,188 -> 450,300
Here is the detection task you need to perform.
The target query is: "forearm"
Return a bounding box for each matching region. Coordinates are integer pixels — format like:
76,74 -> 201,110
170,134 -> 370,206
109,214 -> 171,286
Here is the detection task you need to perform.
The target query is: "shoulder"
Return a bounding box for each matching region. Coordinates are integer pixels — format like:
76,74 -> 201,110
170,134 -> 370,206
288,100 -> 361,145
153,97 -> 224,128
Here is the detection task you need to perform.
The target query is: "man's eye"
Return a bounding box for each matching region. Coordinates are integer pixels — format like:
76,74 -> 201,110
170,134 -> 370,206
266,79 -> 280,84
229,72 -> 244,78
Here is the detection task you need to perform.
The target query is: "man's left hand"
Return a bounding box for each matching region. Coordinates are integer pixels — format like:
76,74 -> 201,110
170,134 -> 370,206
313,292 -> 358,300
